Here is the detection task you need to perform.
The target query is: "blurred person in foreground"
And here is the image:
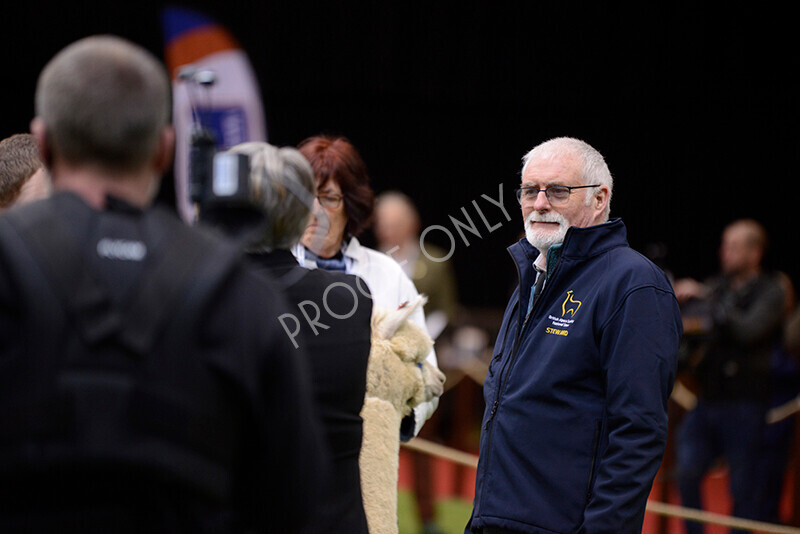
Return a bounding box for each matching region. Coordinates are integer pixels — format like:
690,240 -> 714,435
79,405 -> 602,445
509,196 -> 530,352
0,132 -> 51,210
0,35 -> 325,533
673,219 -> 786,534
466,137 -> 681,534
222,141 -> 373,533
293,134 -> 444,441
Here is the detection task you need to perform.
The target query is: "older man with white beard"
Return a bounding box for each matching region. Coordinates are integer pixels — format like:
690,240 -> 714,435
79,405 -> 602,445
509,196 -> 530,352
466,137 -> 682,534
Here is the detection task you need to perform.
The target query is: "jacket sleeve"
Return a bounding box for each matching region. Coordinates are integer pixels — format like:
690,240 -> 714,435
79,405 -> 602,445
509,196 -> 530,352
581,286 -> 681,533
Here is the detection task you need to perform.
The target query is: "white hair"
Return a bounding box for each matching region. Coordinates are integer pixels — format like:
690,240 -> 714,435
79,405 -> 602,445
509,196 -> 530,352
521,137 -> 613,221
226,141 -> 317,251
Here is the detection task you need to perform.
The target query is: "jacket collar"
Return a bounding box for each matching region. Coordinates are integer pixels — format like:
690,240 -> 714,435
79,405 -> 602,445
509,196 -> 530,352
507,218 -> 627,326
509,218 -> 628,283
341,236 -> 365,262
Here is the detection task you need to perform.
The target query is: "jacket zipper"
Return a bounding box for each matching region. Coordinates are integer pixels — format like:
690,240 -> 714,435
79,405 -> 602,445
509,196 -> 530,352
484,259 -> 558,430
586,421 -> 601,502
484,312 -> 529,430
477,252 -> 561,519
475,239 -> 573,522
484,302 -> 515,401
473,255 -> 558,514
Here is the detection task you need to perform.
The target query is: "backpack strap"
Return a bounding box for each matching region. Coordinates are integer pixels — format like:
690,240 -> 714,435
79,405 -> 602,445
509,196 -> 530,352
2,201 -> 241,357
3,201 -> 121,346
118,207 -> 241,356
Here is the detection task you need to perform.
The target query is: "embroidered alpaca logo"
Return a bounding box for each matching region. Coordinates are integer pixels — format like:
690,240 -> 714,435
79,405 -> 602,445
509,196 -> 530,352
561,290 -> 582,317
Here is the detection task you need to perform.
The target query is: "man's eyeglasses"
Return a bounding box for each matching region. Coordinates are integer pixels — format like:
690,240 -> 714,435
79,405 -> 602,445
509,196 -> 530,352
515,184 -> 600,206
316,194 -> 344,210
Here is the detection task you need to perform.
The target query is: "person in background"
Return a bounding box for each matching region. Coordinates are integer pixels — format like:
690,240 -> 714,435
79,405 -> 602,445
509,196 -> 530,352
0,35 -> 325,532
222,140 -> 373,533
374,190 -> 459,534
374,190 -> 458,336
373,191 -> 458,339
755,271 -> 799,525
293,134 -> 444,441
467,136 -> 681,534
673,218 -> 786,534
0,133 -> 51,210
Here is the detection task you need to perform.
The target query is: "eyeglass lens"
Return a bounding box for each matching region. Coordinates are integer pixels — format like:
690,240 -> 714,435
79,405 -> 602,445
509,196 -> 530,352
517,186 -> 570,204
318,195 -> 342,209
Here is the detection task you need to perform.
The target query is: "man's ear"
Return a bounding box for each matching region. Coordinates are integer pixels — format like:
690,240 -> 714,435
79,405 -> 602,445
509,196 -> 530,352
594,185 -> 610,214
30,117 -> 52,168
152,125 -> 175,175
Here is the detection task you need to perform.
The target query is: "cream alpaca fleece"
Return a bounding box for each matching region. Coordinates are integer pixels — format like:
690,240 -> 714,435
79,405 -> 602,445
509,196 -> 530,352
359,296 -> 444,534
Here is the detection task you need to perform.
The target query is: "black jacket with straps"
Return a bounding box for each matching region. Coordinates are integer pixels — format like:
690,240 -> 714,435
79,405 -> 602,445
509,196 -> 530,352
0,192 -> 327,533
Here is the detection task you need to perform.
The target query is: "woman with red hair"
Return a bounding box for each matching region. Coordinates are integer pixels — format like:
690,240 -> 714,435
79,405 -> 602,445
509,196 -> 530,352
293,134 -> 442,440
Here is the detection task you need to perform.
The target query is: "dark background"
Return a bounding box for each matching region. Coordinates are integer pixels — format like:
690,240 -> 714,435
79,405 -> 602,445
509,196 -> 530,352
4,2 -> 798,311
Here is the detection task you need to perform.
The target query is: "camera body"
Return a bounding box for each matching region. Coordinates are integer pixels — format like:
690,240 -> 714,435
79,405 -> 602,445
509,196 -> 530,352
188,127 -> 251,209
188,125 -> 265,240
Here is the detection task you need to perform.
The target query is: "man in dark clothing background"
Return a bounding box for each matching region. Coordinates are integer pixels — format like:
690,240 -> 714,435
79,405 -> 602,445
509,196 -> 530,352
674,218 -> 786,534
0,35 -> 326,533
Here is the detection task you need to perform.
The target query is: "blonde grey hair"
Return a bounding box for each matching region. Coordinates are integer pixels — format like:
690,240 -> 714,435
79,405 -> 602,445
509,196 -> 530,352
226,141 -> 317,251
521,137 -> 614,221
34,35 -> 171,172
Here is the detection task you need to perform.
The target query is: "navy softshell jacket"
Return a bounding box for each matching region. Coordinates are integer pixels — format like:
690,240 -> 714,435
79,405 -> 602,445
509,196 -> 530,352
468,219 -> 681,534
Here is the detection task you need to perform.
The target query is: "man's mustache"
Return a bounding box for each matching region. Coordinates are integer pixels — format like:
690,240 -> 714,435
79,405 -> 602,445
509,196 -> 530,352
527,212 -> 565,225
